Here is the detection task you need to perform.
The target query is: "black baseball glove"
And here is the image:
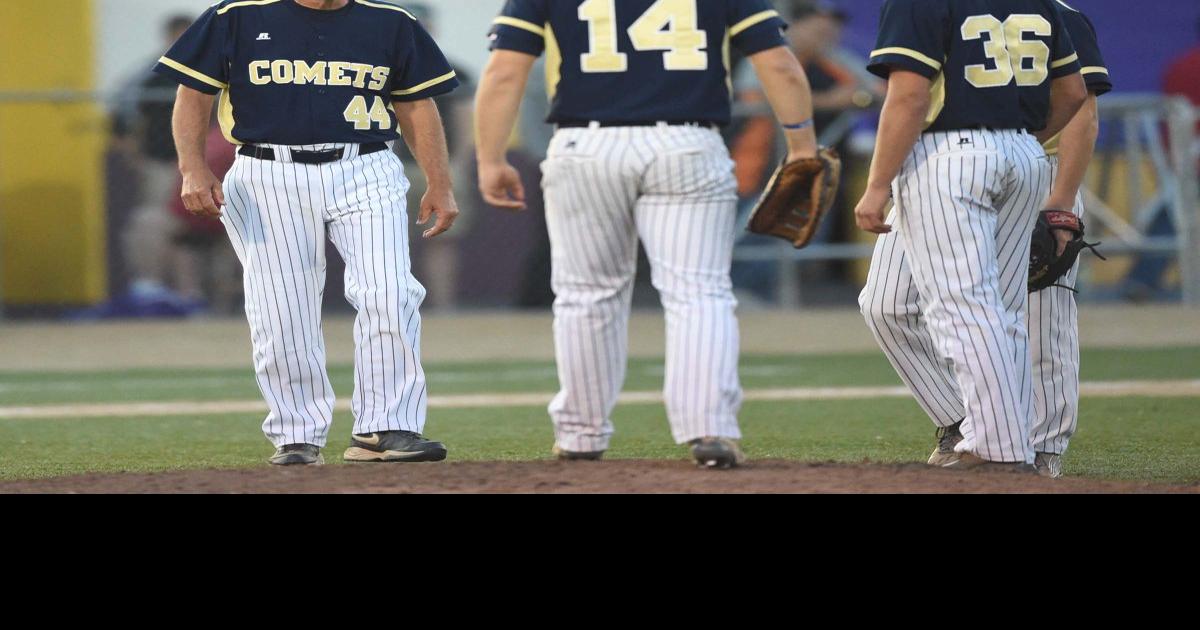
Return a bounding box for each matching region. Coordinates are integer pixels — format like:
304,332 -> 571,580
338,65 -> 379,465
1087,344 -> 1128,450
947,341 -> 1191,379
1028,209 -> 1105,292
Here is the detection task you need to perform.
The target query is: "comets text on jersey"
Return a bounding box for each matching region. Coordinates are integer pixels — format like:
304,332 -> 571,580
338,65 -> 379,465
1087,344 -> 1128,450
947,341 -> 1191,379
247,60 -> 391,90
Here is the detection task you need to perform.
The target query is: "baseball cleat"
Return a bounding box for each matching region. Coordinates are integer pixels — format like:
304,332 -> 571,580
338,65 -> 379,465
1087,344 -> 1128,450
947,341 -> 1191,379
343,431 -> 448,463
942,452 -> 1037,474
269,443 -> 324,466
1034,452 -> 1064,478
927,420 -> 964,466
552,445 -> 605,461
689,437 -> 747,469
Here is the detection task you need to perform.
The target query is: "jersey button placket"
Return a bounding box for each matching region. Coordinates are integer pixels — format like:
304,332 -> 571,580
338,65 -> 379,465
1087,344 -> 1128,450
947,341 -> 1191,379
314,32 -> 326,94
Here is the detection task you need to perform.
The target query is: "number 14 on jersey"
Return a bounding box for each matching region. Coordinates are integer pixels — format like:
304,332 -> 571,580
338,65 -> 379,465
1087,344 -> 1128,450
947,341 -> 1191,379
579,0 -> 709,73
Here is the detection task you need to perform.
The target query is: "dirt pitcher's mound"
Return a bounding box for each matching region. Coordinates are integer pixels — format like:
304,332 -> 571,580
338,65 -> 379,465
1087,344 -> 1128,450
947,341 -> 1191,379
2,460 -> 1196,493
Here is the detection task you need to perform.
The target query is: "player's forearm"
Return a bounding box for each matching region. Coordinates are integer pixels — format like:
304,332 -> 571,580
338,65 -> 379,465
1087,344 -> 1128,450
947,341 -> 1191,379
749,46 -> 818,158
394,99 -> 452,191
172,86 -> 216,174
865,72 -> 931,192
1046,95 -> 1099,209
1037,73 -> 1088,144
474,51 -> 532,166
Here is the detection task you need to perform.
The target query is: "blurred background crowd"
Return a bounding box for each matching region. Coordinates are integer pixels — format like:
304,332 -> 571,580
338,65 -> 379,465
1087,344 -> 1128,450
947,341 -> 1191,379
1,0 -> 1198,319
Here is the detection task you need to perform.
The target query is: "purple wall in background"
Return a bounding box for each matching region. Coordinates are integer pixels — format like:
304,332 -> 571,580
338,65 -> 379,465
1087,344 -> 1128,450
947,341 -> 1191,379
832,0 -> 1200,93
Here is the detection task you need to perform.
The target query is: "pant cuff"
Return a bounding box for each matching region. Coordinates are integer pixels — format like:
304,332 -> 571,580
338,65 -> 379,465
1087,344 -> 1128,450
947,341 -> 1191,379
555,433 -> 612,453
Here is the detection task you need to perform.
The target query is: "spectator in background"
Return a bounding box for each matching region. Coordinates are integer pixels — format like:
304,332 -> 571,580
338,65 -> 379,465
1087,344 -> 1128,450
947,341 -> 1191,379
732,1 -> 879,199
1164,16 -> 1200,128
400,3 -> 476,311
118,15 -> 203,313
167,123 -> 240,314
729,0 -> 882,301
1124,15 -> 1200,300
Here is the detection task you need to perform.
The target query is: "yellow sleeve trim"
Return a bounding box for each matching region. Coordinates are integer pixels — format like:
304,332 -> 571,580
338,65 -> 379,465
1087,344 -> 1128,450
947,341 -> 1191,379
1081,66 -> 1109,76
216,0 -> 281,15
493,16 -> 545,37
870,47 -> 943,71
158,56 -> 228,89
1051,53 -> 1080,69
355,0 -> 416,19
391,70 -> 457,96
730,10 -> 779,37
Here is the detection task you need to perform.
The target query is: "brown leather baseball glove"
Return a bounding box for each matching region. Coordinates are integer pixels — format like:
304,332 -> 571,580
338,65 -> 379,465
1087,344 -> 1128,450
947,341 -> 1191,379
746,147 -> 842,249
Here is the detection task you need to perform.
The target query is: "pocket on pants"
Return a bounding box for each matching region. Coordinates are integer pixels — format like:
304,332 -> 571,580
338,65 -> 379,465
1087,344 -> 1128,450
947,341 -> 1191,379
643,148 -> 736,199
541,155 -> 597,193
922,152 -> 1005,213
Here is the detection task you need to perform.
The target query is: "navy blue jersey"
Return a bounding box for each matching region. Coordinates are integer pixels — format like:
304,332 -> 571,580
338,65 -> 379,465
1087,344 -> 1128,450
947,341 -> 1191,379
867,0 -> 1081,133
153,0 -> 459,146
1056,0 -> 1111,96
489,0 -> 788,126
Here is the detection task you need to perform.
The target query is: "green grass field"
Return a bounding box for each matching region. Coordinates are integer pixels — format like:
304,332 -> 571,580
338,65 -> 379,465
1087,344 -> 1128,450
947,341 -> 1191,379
1,347 -> 1197,483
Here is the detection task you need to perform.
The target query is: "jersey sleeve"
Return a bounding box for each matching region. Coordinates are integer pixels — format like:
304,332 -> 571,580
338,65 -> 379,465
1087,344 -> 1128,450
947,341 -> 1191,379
489,0 -> 549,57
867,0 -> 947,80
1046,1 -> 1081,79
1060,8 -> 1111,95
152,5 -> 229,94
728,0 -> 788,55
391,16 -> 460,101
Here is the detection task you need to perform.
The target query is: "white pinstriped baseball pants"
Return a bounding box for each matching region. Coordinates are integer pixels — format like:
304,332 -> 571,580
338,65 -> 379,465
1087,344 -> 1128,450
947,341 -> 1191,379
858,130 -> 1052,464
541,125 -> 743,451
1028,156 -> 1082,456
221,143 -> 428,448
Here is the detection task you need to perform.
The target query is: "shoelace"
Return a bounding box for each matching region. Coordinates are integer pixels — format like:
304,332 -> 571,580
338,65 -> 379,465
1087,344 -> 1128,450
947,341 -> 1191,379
935,422 -> 962,451
1049,241 -> 1108,293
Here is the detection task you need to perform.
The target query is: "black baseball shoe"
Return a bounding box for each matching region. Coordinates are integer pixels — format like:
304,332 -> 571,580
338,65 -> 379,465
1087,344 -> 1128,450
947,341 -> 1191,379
269,443 -> 324,466
343,430 -> 448,463
689,437 -> 747,469
552,445 -> 605,461
928,420 -> 964,466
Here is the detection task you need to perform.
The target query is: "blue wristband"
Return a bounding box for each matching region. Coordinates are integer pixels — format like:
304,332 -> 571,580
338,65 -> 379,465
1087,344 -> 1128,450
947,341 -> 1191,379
782,119 -> 814,130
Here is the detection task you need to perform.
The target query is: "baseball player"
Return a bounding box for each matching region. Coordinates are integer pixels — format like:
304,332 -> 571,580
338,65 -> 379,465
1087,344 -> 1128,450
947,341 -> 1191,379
155,0 -> 461,465
1027,1 -> 1110,477
854,0 -> 1088,470
861,0 -> 1111,477
474,0 -> 820,467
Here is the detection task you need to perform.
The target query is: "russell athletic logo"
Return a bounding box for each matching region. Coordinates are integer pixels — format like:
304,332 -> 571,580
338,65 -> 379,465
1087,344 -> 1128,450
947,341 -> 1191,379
257,33 -> 271,41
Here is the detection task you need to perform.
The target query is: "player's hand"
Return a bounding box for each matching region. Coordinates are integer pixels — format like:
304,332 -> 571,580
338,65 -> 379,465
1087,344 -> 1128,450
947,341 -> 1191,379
180,166 -> 225,218
854,185 -> 892,234
478,160 -> 526,211
1052,228 -> 1073,257
417,186 -> 459,239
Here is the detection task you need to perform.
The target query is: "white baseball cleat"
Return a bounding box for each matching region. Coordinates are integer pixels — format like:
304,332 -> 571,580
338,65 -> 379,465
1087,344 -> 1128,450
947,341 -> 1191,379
942,452 -> 1038,474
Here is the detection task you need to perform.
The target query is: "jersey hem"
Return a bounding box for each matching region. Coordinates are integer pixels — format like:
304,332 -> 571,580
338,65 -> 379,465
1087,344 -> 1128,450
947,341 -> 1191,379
730,10 -> 780,37
216,0 -> 283,16
391,70 -> 458,96
155,57 -> 227,94
493,16 -> 545,37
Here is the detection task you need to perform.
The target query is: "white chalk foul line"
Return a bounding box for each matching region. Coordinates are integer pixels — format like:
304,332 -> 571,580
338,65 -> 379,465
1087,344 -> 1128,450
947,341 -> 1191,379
1,379 -> 1198,420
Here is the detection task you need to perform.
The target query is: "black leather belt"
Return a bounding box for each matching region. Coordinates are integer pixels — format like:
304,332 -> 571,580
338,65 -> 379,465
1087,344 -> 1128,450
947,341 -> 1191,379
556,120 -> 718,129
238,142 -> 388,164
